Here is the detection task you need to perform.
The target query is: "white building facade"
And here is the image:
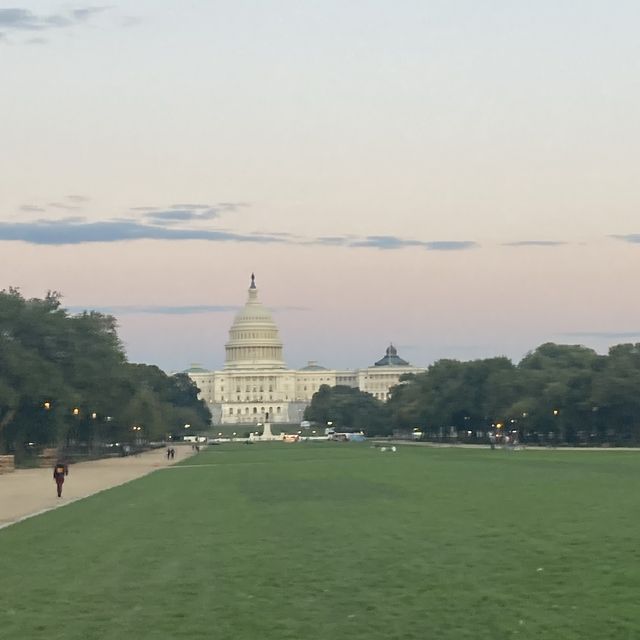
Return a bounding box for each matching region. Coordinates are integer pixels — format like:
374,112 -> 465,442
186,276 -> 423,425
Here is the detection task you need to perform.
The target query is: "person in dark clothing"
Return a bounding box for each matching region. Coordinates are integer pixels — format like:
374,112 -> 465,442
53,461 -> 69,498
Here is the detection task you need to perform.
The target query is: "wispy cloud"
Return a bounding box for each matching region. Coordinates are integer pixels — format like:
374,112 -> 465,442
611,234 -> 640,244
19,205 -> 46,213
0,217 -> 479,252
170,203 -> 216,210
314,236 -> 355,246
0,6 -> 112,44
504,240 -> 567,247
0,6 -> 109,34
422,241 -> 478,251
139,201 -> 248,224
48,202 -> 81,211
67,304 -> 239,315
144,208 -> 221,223
68,303 -> 308,315
349,236 -> 478,251
312,236 -> 478,251
561,331 -> 640,339
67,195 -> 90,203
0,219 -> 287,245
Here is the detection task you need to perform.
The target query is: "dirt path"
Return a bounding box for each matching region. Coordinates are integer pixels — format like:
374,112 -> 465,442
0,445 -> 195,530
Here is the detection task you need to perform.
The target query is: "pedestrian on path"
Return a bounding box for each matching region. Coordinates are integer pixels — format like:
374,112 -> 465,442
53,461 -> 69,498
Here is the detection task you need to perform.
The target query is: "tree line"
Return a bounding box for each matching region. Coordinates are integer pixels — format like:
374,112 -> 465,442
305,343 -> 640,445
0,289 -> 210,461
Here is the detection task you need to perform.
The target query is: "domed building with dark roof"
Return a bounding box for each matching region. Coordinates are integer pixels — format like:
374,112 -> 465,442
186,276 -> 423,425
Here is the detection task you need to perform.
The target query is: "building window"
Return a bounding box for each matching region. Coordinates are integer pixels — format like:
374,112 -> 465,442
229,408 -> 234,415
277,407 -> 281,413
253,407 -> 257,414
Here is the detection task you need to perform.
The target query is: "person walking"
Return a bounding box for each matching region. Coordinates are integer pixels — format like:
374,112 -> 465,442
53,461 -> 69,498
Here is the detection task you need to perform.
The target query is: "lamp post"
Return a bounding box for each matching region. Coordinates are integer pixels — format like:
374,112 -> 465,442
552,409 -> 561,445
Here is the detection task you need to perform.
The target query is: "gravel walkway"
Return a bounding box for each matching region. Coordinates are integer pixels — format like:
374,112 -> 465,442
0,445 -> 194,530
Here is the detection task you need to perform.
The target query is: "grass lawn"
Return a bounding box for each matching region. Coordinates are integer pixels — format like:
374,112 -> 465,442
1,443 -> 639,639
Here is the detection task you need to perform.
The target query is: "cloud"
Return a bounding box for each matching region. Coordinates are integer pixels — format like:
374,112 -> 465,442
0,6 -> 109,31
48,202 -> 81,211
560,331 -> 640,339
119,16 -> 143,28
314,236 -> 352,246
66,303 -> 309,315
504,240 -> 567,247
611,234 -> 640,244
0,219 -> 288,245
422,241 -> 478,251
19,205 -> 46,213
0,217 -> 479,252
0,9 -> 43,30
311,236 -> 477,251
72,7 -> 110,22
67,304 -> 239,315
67,195 -> 90,203
139,202 -> 248,224
0,6 -> 110,42
349,236 -> 478,251
144,208 -> 221,223
170,203 -> 214,210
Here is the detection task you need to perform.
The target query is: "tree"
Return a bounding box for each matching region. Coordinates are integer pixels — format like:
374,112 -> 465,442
304,385 -> 391,435
0,289 -> 211,458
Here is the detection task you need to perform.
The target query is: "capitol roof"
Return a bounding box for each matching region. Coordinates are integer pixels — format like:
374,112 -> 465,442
183,363 -> 209,373
374,344 -> 410,367
224,274 -> 286,370
300,360 -> 328,371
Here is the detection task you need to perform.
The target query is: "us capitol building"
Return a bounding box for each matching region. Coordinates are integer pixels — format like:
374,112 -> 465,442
185,275 -> 422,425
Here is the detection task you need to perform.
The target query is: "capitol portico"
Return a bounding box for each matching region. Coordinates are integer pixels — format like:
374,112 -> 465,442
185,275 -> 423,425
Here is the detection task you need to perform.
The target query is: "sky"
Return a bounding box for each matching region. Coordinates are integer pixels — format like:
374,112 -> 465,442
1,1 -> 640,373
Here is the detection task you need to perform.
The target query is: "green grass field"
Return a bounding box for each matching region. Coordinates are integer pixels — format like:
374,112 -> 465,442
1,443 -> 639,639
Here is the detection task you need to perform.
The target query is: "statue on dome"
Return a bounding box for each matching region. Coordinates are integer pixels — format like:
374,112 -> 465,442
250,273 -> 256,289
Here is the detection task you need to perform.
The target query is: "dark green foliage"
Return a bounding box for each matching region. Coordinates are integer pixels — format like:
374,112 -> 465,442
309,343 -> 640,443
0,289 -> 210,455
388,342 -> 640,443
304,384 -> 391,435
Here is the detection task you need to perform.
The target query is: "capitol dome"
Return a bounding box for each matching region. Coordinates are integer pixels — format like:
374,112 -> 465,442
224,274 -> 286,370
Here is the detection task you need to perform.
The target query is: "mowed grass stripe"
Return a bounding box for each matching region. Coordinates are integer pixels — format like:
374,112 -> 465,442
1,443 -> 639,639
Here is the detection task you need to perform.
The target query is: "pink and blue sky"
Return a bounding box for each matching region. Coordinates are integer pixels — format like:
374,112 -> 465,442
2,1 -> 639,372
